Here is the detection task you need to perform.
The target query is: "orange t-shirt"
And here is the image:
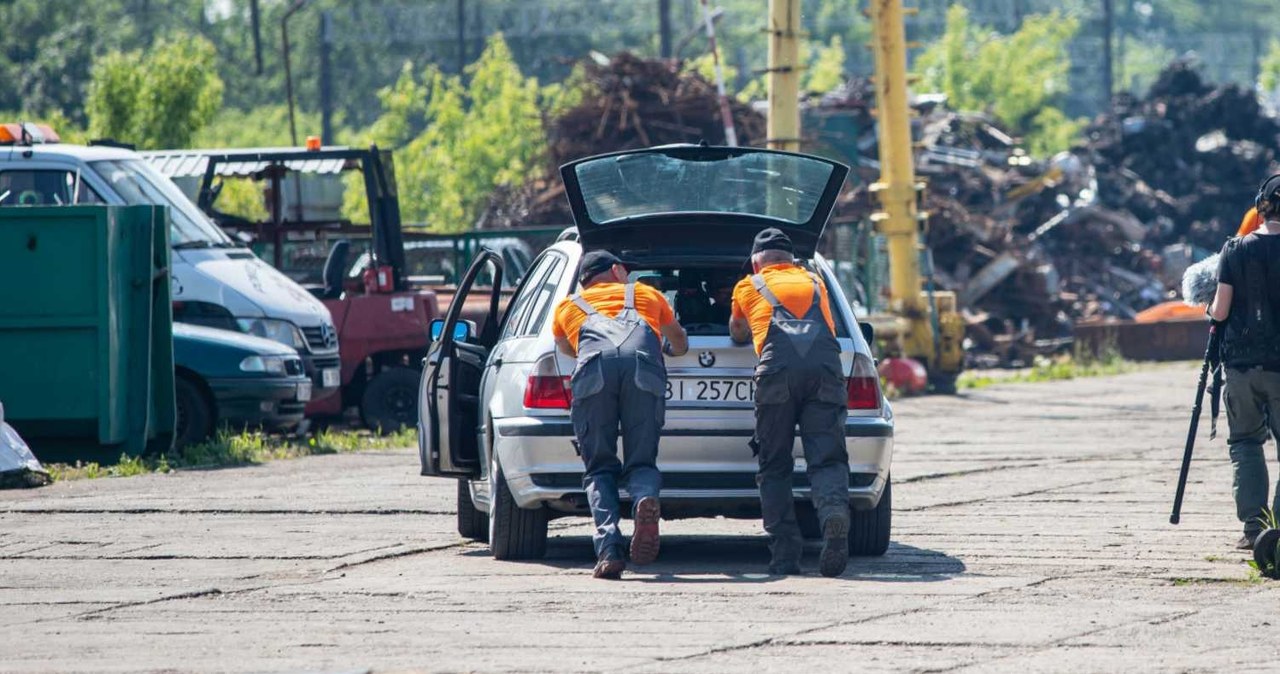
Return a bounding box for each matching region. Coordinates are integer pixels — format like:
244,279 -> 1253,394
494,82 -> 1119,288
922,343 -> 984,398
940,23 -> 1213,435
731,264 -> 836,355
552,282 -> 675,352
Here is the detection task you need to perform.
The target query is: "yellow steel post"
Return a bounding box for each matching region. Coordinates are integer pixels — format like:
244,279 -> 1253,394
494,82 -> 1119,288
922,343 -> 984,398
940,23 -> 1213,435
868,0 -> 964,387
869,0 -> 922,320
766,0 -> 802,151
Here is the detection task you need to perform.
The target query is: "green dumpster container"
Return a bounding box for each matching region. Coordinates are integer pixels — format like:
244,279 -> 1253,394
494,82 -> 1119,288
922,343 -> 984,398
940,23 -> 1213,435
0,205 -> 175,462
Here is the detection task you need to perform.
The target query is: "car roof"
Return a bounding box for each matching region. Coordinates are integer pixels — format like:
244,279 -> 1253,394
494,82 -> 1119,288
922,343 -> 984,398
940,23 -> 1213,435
1,143 -> 139,163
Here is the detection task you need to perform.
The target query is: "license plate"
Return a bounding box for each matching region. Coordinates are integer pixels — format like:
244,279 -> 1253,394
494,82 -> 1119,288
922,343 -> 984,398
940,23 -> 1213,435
296,382 -> 312,402
321,368 -> 341,388
665,378 -> 754,403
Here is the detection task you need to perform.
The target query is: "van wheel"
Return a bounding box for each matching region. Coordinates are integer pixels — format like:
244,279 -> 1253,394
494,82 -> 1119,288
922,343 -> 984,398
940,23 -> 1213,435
175,376 -> 215,449
849,477 -> 891,557
489,463 -> 547,560
457,479 -> 489,542
795,502 -> 823,540
360,366 -> 419,434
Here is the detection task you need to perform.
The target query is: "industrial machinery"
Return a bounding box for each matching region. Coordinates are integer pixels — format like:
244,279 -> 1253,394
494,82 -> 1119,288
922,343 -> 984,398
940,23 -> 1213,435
765,0 -> 965,391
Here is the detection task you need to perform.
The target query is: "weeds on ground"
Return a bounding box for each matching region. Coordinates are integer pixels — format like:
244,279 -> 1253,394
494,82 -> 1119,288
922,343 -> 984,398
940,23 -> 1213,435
44,426 -> 417,483
958,343 -> 1133,391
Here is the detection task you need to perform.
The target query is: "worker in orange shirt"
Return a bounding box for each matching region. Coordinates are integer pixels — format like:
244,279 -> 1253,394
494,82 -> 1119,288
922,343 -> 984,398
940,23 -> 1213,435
729,228 -> 850,577
552,250 -> 688,579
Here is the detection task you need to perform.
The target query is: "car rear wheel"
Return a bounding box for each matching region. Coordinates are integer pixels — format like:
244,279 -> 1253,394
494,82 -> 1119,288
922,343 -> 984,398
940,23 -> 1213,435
175,375 -> 215,449
360,366 -> 420,434
457,479 -> 489,542
489,463 -> 548,560
849,476 -> 891,556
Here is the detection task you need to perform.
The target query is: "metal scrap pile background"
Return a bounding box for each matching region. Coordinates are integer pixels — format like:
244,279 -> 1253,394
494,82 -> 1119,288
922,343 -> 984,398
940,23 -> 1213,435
824,61 -> 1280,366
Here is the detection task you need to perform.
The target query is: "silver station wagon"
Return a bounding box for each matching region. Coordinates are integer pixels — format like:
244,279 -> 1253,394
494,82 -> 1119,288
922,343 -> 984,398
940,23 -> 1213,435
418,145 -> 894,560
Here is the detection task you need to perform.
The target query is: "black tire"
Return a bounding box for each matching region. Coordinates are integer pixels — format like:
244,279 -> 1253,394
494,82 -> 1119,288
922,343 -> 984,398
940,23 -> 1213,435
489,464 -> 548,560
457,479 -> 490,542
360,366 -> 420,434
174,375 -> 215,449
849,477 -> 891,556
795,502 -> 823,540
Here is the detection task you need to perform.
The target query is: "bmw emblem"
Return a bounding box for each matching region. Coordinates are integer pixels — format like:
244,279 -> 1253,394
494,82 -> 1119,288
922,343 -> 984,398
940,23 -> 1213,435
698,351 -> 716,368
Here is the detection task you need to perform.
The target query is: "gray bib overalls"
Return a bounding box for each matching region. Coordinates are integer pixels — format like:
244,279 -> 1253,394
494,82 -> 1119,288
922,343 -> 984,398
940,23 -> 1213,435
569,283 -> 667,558
748,272 -> 850,564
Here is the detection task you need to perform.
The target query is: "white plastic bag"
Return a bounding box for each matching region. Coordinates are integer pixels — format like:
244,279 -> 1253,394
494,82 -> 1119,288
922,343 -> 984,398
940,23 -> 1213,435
0,402 -> 49,488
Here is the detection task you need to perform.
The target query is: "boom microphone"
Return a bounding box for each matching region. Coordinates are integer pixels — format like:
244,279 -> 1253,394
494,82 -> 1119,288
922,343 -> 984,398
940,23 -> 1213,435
1181,254 -> 1220,307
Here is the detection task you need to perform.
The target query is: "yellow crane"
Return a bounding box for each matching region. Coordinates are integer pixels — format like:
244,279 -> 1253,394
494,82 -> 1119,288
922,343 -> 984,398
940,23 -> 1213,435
766,0 -> 965,392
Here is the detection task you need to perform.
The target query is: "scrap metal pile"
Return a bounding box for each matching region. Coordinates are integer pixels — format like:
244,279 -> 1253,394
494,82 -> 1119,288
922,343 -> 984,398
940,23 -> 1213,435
481,52 -> 766,228
826,62 -> 1280,365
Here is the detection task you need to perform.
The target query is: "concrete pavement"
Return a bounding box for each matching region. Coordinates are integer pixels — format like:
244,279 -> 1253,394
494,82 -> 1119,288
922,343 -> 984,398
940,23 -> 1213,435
3,365 -> 1279,672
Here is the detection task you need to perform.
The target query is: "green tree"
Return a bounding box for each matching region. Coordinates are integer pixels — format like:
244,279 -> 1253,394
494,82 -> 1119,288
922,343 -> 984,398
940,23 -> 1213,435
915,6 -> 1083,156
1261,39 -> 1280,95
805,35 -> 846,94
362,35 -> 547,232
86,34 -> 224,150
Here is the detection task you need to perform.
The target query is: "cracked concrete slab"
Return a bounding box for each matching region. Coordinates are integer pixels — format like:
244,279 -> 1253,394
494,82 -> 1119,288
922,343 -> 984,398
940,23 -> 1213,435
4,365 -> 1280,672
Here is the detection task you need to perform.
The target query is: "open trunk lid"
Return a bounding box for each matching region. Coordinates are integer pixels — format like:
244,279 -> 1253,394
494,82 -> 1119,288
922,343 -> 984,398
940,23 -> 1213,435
560,145 -> 849,259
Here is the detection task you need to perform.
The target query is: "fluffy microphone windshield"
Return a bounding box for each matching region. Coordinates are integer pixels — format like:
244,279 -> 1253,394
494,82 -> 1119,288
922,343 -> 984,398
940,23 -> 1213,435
1182,253 -> 1220,306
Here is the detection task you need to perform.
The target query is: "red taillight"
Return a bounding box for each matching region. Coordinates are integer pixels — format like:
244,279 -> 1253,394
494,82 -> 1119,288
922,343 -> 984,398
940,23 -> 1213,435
847,354 -> 881,410
524,375 -> 572,409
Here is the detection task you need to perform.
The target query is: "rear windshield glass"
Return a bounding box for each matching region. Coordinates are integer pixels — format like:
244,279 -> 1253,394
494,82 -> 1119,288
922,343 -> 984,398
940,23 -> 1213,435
573,151 -> 837,225
624,264 -> 850,338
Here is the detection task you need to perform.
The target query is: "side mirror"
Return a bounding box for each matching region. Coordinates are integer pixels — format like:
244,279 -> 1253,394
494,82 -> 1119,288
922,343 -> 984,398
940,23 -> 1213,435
859,321 -> 875,345
429,318 -> 475,342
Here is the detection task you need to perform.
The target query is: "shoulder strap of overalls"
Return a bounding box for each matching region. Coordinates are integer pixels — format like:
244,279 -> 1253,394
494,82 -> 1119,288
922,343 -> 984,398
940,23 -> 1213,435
750,273 -> 784,308
808,273 -> 822,306
571,294 -> 598,315
623,282 -> 636,310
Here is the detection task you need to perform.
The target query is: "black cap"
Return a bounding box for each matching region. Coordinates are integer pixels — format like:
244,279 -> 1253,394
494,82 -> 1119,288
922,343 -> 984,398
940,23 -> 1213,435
578,250 -> 622,284
751,228 -> 794,255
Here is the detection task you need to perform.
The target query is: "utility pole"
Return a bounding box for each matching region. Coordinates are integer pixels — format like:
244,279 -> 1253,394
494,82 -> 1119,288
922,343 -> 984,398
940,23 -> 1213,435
457,0 -> 467,73
282,0 -> 308,147
659,0 -> 673,58
1102,0 -> 1114,106
765,0 -> 801,151
319,11 -> 334,145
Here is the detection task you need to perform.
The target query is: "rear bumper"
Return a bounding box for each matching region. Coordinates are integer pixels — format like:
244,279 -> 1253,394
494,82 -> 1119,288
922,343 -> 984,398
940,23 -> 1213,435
208,378 -> 309,431
490,415 -> 893,513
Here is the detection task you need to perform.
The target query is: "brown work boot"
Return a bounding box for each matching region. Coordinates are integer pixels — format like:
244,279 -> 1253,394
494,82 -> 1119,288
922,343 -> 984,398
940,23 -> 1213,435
630,497 -> 662,565
593,549 -> 626,580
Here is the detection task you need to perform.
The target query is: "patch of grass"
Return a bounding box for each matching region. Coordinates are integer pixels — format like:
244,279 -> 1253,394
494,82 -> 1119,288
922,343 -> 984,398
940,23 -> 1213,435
959,344 -> 1134,391
44,427 -> 417,483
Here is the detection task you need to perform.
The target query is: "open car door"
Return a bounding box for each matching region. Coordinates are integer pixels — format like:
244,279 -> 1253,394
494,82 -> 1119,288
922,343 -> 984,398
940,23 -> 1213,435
418,250 -> 504,478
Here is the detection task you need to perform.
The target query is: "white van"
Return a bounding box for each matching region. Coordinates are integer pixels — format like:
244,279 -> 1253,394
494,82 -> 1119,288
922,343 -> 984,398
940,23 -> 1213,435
0,124 -> 342,403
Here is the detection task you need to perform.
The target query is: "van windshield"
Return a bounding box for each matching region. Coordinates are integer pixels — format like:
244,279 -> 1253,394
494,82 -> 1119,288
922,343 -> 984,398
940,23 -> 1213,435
91,159 -> 234,247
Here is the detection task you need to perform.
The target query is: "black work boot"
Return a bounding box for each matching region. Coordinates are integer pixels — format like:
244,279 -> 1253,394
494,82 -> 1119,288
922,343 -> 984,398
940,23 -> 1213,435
818,513 -> 850,578
593,547 -> 626,580
767,534 -> 803,576
1237,532 -> 1260,551
630,497 -> 661,565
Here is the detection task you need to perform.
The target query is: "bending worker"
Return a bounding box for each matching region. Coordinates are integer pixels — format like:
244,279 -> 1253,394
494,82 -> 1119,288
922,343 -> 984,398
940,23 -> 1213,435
1209,175 -> 1280,550
552,251 -> 688,579
729,228 -> 851,577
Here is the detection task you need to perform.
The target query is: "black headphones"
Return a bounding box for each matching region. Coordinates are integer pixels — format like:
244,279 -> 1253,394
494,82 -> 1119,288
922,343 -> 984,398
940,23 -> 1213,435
1256,174 -> 1280,214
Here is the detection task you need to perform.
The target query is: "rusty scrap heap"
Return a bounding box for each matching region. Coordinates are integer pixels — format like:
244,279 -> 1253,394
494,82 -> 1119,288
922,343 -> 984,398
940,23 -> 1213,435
826,62 -> 1279,365
482,52 -> 766,228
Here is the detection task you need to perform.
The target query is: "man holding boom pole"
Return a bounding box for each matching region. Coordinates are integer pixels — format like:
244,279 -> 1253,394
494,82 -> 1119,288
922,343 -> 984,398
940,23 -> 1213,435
1207,175 -> 1280,549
